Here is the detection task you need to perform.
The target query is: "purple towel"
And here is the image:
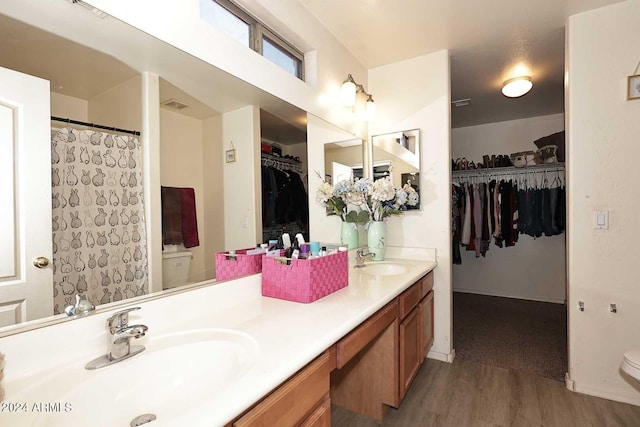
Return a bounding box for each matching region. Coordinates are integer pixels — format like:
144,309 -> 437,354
161,187 -> 183,245
161,186 -> 199,248
180,188 -> 199,248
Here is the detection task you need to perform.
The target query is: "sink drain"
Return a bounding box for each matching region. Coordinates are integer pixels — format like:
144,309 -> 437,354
130,413 -> 157,426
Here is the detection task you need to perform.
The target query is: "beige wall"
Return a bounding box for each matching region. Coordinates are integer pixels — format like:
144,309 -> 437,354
159,108 -> 207,282
88,75 -> 142,132
50,92 -> 88,121
567,0 -> 640,405
223,105 -> 262,249
203,115 -> 225,278
368,51 -> 453,362
451,114 -> 566,303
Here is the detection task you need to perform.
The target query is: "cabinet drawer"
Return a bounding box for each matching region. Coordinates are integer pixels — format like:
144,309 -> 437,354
420,272 -> 434,298
298,395 -> 331,427
336,300 -> 398,369
399,283 -> 421,320
233,351 -> 334,427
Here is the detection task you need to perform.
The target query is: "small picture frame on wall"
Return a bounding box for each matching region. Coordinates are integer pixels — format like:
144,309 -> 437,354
225,149 -> 236,163
628,74 -> 640,100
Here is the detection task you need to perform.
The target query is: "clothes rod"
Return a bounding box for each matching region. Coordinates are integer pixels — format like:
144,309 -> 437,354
51,116 -> 140,136
452,162 -> 565,177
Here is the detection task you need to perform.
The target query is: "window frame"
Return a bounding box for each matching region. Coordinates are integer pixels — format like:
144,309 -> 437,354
212,0 -> 304,81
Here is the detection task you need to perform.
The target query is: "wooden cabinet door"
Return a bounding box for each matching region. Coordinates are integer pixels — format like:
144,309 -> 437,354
233,351 -> 334,427
420,291 -> 434,360
399,306 -> 421,400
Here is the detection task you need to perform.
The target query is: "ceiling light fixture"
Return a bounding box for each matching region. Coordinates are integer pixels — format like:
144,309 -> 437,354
502,76 -> 533,98
341,74 -> 376,121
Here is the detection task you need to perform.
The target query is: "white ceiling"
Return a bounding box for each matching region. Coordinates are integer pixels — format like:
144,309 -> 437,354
296,0 -> 625,128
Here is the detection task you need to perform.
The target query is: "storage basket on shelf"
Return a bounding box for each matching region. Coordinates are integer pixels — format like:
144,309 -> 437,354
215,248 -> 266,281
261,250 -> 348,303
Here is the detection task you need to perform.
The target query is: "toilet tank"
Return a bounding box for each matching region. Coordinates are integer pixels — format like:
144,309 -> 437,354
162,251 -> 192,289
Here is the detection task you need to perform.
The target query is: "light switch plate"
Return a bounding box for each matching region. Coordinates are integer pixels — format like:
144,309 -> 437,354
593,210 -> 609,229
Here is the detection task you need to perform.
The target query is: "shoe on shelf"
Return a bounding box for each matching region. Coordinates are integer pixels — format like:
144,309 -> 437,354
461,157 -> 468,170
468,161 -> 476,170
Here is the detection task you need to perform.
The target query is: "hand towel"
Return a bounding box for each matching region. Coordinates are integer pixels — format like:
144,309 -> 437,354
161,186 -> 183,245
179,187 -> 199,248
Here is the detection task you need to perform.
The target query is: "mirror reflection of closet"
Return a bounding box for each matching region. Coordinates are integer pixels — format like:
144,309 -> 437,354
260,109 -> 309,243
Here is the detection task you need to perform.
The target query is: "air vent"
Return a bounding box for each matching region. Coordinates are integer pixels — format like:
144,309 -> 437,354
452,98 -> 471,107
161,99 -> 190,110
67,0 -> 109,18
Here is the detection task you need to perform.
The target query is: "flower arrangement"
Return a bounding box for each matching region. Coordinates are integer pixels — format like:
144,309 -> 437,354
316,173 -> 419,223
359,176 -> 420,221
315,175 -> 369,223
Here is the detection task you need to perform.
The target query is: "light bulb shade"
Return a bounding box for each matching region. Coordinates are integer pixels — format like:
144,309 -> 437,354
341,75 -> 357,106
365,96 -> 376,122
502,76 -> 533,98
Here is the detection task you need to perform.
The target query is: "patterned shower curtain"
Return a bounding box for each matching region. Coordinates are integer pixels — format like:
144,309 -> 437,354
51,127 -> 148,314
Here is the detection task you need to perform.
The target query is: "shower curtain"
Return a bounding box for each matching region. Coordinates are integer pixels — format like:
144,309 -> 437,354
51,127 -> 148,314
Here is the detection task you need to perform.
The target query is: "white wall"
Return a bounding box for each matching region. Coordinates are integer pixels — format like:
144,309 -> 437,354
85,0 -> 368,139
368,51 -> 453,362
223,105 -> 262,249
451,114 -> 566,303
567,0 -> 640,405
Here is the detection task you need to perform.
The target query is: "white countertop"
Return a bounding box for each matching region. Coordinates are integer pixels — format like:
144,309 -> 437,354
0,252 -> 436,427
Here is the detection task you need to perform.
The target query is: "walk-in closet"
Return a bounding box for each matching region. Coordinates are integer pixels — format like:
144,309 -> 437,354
451,114 -> 568,382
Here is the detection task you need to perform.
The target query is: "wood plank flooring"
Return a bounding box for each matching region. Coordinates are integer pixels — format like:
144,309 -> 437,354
332,358 -> 640,427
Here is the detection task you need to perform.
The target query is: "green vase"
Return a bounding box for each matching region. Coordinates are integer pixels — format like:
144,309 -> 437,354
367,221 -> 386,261
341,222 -> 359,250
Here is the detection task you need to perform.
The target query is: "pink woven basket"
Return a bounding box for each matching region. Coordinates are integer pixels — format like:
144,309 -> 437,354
215,248 -> 264,281
261,250 -> 348,303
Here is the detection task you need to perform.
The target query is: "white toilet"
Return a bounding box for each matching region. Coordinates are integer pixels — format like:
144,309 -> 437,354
621,350 -> 640,384
162,250 -> 193,290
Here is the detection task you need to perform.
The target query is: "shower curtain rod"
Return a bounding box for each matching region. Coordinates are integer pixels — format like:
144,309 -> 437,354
51,116 -> 140,136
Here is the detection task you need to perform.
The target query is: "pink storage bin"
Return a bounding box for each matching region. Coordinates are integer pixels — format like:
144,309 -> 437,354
261,250 -> 348,303
215,248 -> 264,281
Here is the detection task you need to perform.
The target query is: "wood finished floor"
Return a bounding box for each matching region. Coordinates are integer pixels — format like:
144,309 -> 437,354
332,358 -> 640,427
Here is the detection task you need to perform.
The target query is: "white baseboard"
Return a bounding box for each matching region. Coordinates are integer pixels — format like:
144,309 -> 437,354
453,288 -> 566,304
569,380 -> 640,406
427,348 -> 455,363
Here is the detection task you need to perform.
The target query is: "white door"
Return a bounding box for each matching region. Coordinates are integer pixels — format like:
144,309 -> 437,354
0,66 -> 52,327
332,161 -> 353,183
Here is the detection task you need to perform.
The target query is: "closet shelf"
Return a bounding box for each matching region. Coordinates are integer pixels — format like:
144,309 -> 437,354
452,162 -> 564,178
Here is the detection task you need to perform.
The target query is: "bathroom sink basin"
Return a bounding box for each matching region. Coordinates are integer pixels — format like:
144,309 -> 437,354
14,329 -> 259,426
360,262 -> 411,276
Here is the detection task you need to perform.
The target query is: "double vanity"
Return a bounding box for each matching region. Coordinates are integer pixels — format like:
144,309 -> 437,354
0,249 -> 436,426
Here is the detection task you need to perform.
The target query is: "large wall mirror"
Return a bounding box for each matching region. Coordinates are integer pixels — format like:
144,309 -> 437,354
0,5 -> 309,335
371,129 -> 421,210
324,138 -> 365,183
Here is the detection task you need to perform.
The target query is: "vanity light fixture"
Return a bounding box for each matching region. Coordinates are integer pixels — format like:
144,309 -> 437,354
341,74 -> 357,106
341,74 -> 376,121
502,76 -> 533,98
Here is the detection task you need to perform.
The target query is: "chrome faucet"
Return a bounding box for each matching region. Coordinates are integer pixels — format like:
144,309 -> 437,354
64,294 -> 95,317
85,307 -> 148,370
354,248 -> 375,268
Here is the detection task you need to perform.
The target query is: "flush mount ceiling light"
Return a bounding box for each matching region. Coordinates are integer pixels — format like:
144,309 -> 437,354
502,76 -> 533,98
341,74 -> 376,121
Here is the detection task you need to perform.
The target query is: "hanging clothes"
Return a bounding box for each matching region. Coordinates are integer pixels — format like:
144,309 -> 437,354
451,167 -> 565,264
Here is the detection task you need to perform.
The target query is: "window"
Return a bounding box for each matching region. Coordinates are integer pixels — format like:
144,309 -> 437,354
202,0 -> 304,80
200,0 -> 250,46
